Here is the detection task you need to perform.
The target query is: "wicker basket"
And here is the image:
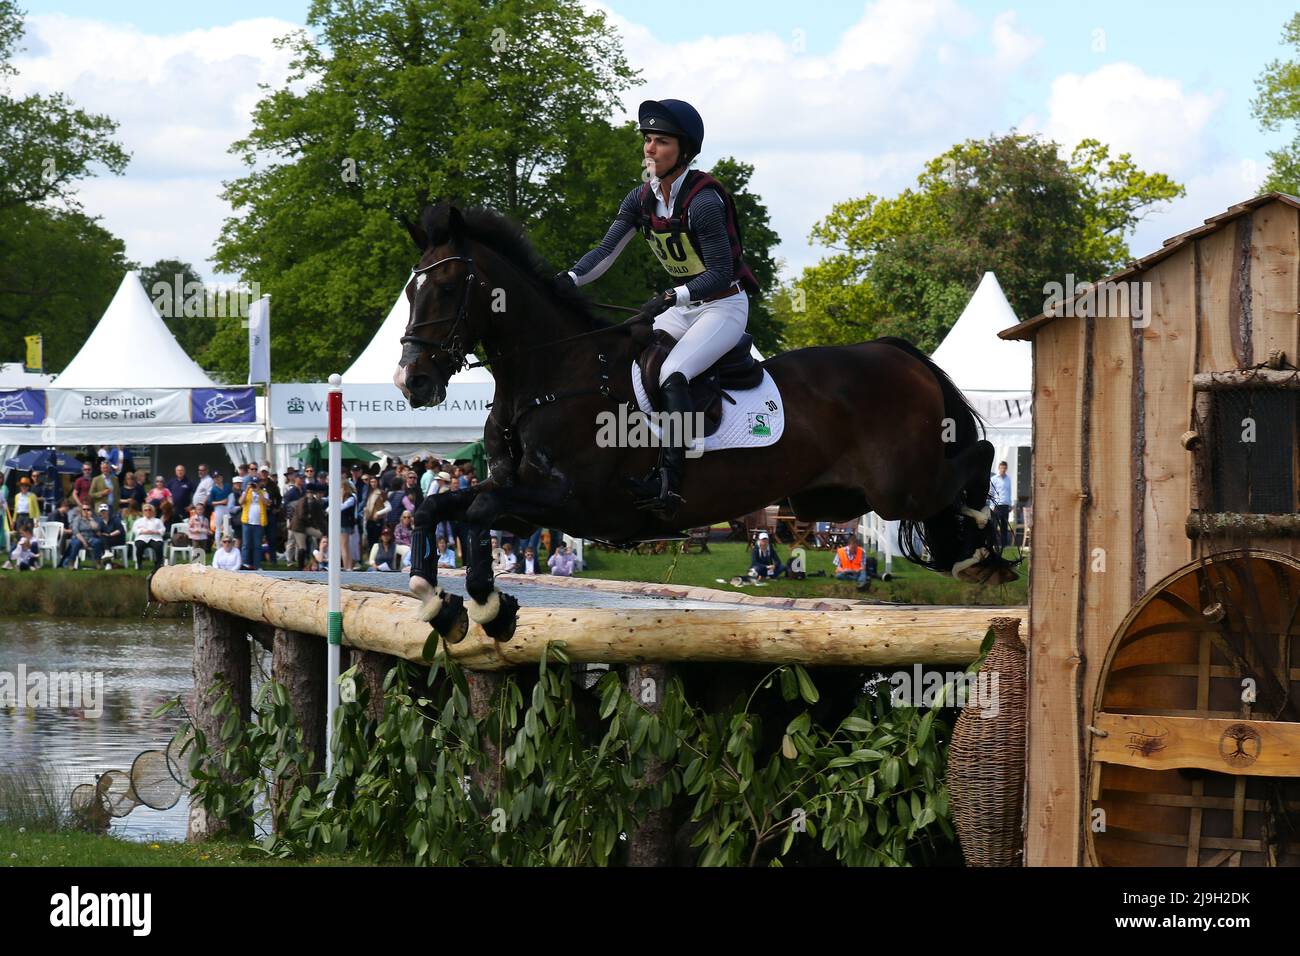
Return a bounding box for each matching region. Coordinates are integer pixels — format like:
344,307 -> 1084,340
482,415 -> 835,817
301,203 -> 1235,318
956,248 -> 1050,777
947,616 -> 1027,866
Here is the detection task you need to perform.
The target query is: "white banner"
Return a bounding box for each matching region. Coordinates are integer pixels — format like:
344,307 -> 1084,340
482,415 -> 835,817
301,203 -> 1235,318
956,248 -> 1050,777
270,382 -> 493,435
247,296 -> 271,384
44,388 -> 259,426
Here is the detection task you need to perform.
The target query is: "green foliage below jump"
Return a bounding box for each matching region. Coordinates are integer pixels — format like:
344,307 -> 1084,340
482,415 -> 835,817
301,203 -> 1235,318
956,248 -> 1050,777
181,649 -> 961,866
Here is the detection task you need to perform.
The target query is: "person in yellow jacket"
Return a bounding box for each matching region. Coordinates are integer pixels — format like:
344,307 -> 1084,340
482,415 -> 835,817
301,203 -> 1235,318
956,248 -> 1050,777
237,475 -> 272,571
9,476 -> 42,533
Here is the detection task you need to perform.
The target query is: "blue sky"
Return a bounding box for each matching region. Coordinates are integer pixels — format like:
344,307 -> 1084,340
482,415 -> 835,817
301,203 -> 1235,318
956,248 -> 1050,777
10,1 -> 1297,288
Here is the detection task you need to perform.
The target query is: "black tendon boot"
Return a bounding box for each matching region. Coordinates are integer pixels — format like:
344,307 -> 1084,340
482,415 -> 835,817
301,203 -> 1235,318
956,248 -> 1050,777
408,524 -> 467,643
629,371 -> 690,522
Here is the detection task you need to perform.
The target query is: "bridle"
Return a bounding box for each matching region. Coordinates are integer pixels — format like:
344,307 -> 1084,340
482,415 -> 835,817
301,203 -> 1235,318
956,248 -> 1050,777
399,253 -> 478,374
397,248 -> 645,373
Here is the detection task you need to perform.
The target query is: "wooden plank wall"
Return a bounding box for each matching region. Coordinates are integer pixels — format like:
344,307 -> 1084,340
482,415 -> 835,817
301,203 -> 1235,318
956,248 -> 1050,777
1251,201 -> 1299,367
1080,286 -> 1137,793
1024,316 -> 1087,866
1197,223 -> 1239,374
1141,249 -> 1197,587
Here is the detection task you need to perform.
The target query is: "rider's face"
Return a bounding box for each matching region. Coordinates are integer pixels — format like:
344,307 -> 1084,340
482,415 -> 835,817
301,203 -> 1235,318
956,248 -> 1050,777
643,133 -> 679,178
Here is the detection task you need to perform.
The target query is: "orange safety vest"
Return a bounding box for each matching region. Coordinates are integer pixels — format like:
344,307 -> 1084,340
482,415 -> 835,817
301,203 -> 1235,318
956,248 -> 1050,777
836,545 -> 863,573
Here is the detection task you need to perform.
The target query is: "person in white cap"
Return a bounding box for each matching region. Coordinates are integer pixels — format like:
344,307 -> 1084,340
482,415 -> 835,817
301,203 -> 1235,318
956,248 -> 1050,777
749,531 -> 784,580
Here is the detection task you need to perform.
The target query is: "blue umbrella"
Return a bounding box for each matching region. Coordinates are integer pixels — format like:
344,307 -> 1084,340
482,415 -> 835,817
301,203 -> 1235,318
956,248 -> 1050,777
3,448 -> 85,474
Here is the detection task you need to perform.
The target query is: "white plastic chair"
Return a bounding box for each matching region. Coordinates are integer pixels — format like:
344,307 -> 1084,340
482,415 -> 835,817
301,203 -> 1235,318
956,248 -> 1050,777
165,523 -> 192,565
108,523 -> 135,569
38,522 -> 63,568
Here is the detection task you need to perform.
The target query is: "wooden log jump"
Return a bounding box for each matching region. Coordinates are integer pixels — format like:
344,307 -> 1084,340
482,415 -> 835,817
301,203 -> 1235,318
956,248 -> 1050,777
149,564 -> 1023,669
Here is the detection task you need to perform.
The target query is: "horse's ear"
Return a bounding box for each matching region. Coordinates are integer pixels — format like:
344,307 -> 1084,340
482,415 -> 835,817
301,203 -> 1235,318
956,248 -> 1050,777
400,215 -> 428,251
447,204 -> 466,239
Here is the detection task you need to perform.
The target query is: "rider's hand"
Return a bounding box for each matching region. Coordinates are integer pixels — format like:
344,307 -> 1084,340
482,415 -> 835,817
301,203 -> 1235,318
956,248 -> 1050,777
552,271 -> 575,295
639,290 -> 675,319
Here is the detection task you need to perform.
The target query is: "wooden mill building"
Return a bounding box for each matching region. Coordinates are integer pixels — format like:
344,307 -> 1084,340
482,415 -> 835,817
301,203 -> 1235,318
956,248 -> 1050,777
1000,193 -> 1300,866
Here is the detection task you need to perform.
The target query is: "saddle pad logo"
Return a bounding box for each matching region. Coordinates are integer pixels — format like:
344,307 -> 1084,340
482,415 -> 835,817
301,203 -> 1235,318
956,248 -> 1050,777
748,412 -> 773,436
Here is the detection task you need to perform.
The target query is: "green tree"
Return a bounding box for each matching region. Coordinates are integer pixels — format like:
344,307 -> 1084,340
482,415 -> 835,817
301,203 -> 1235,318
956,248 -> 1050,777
780,132 -> 1183,353
0,1 -> 130,371
209,0 -> 638,381
0,205 -> 130,370
0,1 -> 129,211
1252,12 -> 1300,193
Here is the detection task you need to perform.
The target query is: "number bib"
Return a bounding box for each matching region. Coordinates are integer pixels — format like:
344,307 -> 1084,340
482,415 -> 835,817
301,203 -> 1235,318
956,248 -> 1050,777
645,228 -> 707,280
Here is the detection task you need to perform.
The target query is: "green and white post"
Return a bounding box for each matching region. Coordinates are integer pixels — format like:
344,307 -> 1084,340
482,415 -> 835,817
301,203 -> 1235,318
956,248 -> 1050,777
325,373 -> 344,776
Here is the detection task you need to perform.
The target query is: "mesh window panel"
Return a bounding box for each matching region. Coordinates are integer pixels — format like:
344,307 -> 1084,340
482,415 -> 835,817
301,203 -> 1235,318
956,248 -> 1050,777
1210,389 -> 1298,514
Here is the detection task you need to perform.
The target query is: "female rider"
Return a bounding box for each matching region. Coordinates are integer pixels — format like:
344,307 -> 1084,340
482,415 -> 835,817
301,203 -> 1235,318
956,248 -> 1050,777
554,98 -> 760,521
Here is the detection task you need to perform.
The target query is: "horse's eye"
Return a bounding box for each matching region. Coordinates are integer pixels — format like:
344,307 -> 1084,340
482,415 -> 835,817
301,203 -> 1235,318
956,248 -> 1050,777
439,283 -> 457,296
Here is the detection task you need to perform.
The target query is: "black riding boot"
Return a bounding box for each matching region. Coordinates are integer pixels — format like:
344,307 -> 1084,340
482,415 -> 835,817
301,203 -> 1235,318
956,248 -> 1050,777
629,371 -> 691,522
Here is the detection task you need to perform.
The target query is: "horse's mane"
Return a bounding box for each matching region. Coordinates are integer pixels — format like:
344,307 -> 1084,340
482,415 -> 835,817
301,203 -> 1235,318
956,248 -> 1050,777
418,202 -> 616,329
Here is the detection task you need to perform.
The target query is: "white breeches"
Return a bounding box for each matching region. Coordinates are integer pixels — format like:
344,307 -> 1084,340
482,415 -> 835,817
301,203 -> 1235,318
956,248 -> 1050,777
653,288 -> 749,385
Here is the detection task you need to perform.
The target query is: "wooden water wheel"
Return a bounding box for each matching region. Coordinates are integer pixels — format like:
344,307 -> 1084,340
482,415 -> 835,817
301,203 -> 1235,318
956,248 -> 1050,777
1087,549 -> 1300,866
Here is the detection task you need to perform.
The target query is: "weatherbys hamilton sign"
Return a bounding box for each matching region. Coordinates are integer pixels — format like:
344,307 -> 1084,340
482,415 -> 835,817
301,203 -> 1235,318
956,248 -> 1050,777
271,383 -> 493,430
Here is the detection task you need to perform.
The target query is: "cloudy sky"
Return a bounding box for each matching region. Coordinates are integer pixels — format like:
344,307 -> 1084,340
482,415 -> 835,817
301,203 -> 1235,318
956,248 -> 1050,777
10,0 -> 1294,294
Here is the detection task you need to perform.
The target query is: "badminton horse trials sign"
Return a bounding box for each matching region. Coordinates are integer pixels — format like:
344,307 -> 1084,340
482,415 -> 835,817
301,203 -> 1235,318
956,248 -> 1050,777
0,388 -> 257,425
270,383 -> 492,431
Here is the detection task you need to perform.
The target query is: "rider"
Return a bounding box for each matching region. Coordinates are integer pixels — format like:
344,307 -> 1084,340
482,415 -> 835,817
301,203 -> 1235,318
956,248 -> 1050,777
554,98 -> 760,520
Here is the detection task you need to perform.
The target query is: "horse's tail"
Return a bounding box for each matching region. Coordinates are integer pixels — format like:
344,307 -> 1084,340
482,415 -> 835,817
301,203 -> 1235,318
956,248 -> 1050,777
875,337 -> 989,573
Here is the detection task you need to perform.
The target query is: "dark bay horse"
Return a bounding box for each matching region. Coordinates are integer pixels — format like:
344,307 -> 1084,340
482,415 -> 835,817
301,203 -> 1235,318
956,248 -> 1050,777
394,202 -> 1016,642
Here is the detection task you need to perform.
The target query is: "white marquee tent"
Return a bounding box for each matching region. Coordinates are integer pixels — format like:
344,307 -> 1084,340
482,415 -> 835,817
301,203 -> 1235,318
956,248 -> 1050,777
0,272 -> 267,472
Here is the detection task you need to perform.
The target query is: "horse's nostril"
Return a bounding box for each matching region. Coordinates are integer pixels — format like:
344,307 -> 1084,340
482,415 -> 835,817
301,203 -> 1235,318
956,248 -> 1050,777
409,374 -> 430,393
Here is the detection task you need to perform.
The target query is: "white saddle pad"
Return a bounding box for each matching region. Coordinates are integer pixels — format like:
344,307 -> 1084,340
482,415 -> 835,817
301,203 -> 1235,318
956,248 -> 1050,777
631,364 -> 785,455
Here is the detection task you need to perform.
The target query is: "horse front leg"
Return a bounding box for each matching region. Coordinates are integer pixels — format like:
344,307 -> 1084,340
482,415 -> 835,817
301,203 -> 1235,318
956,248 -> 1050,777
410,487 -> 477,643
455,479 -> 574,643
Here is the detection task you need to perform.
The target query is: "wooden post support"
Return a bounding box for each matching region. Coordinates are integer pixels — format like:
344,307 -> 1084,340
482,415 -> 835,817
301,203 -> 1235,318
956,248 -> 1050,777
467,671 -> 504,801
271,628 -> 326,828
625,663 -> 673,867
188,605 -> 251,843
349,648 -> 396,724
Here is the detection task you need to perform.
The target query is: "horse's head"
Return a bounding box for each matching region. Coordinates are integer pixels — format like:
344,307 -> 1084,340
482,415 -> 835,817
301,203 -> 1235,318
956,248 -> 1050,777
395,203 -> 484,408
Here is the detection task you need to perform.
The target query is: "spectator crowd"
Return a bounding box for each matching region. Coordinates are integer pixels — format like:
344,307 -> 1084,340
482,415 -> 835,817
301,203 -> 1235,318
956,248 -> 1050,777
1,446 -> 580,577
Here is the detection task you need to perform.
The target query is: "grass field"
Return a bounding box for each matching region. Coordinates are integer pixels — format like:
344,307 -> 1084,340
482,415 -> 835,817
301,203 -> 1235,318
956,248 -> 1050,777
578,539 -> 1028,605
0,538 -> 1027,613
0,825 -> 377,866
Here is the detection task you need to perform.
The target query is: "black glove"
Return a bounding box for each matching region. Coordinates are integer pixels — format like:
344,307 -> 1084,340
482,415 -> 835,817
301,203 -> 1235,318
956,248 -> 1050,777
552,271 -> 575,295
639,289 -> 676,319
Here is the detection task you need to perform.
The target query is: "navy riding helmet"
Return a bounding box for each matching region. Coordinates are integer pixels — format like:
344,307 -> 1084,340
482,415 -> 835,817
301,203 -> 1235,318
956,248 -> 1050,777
638,99 -> 704,170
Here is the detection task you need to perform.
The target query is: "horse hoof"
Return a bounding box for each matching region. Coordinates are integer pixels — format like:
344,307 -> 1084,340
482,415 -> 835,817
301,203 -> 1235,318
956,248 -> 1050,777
952,548 -> 991,582
432,593 -> 469,644
480,592 -> 520,643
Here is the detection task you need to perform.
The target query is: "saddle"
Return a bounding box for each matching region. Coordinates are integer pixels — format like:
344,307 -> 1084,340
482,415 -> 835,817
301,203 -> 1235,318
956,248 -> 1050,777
636,330 -> 764,438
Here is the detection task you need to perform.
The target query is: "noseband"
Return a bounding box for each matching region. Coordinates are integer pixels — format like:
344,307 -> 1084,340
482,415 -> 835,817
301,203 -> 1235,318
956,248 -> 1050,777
399,254 -> 477,373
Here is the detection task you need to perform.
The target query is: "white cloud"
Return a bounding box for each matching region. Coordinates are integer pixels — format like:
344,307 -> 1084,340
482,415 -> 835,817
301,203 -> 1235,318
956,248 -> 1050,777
11,14 -> 301,276
991,11 -> 1042,70
1036,62 -> 1221,176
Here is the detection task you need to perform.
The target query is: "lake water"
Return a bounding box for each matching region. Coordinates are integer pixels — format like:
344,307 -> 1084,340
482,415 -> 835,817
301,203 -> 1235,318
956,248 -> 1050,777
0,614 -> 270,843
